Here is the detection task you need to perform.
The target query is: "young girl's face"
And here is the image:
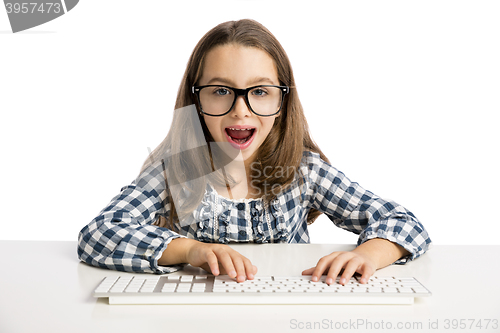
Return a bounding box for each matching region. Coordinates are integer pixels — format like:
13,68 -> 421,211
198,44 -> 280,167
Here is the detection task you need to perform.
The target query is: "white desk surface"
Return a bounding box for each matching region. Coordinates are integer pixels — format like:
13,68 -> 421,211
0,241 -> 499,333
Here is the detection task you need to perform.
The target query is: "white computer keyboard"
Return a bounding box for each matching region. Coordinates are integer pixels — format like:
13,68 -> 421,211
93,274 -> 431,305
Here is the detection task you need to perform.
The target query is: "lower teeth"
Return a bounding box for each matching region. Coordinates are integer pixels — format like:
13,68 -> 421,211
228,130 -> 254,145
233,138 -> 247,144
232,136 -> 250,144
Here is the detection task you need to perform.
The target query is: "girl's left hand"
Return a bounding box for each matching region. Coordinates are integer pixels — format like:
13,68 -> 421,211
301,250 -> 377,286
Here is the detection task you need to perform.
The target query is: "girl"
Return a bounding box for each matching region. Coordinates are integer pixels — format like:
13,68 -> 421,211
78,19 -> 431,286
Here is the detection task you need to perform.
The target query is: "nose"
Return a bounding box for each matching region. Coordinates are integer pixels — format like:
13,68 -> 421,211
231,95 -> 252,118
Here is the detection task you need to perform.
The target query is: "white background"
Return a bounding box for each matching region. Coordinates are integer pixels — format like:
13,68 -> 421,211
1,0 -> 498,245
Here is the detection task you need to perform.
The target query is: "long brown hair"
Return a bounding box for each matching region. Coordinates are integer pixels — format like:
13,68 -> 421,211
142,19 -> 330,230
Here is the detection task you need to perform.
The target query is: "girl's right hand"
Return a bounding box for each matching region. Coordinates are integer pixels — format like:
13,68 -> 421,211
185,241 -> 257,282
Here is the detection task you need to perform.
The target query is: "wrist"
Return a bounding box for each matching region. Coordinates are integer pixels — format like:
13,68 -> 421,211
352,242 -> 382,268
181,238 -> 198,263
159,237 -> 197,266
353,238 -> 409,269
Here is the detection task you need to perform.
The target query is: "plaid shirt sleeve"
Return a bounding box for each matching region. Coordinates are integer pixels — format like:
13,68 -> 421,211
304,152 -> 432,264
77,161 -> 185,274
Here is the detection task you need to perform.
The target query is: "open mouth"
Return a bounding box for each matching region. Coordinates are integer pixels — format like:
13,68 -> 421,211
224,127 -> 256,149
225,127 -> 255,143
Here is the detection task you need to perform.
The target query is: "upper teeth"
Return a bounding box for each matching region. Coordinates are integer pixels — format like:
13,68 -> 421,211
228,128 -> 251,131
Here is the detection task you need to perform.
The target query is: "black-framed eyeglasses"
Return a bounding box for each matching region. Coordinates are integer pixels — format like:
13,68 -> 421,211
192,85 -> 289,117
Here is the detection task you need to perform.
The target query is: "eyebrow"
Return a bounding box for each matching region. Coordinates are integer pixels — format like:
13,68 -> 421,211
206,76 -> 277,86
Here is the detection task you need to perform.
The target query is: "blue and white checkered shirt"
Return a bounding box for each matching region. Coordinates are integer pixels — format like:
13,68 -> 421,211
77,151 -> 432,274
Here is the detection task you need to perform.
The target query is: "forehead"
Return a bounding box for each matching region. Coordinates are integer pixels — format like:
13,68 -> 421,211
200,44 -> 279,86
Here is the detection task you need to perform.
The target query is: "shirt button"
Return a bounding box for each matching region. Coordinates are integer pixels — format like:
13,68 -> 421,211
239,230 -> 247,237
237,203 -> 245,210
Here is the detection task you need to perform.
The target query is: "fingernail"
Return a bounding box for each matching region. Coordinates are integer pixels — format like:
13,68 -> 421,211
340,278 -> 346,285
229,270 -> 236,278
312,276 -> 318,282
326,278 -> 333,285
248,273 -> 254,279
360,278 -> 367,284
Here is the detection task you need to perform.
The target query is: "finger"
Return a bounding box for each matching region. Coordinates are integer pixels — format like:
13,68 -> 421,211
199,260 -> 225,275
231,256 -> 246,283
325,253 -> 352,285
310,260 -> 328,282
358,265 -> 375,284
199,263 -> 211,273
242,258 -> 256,280
310,253 -> 340,282
338,258 -> 361,285
205,251 -> 220,276
215,249 -> 237,279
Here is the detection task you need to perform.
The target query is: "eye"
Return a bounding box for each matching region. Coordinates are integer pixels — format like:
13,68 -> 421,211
213,87 -> 231,96
251,87 -> 268,97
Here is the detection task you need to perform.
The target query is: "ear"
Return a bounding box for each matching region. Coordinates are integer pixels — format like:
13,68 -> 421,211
273,111 -> 282,124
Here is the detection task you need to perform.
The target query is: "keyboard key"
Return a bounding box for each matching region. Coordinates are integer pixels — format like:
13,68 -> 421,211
352,288 -> 368,293
275,289 -> 289,293
367,287 -> 382,293
180,276 -> 193,282
176,285 -> 191,292
192,288 -> 206,293
161,285 -> 176,292
94,277 -> 118,293
383,287 -> 399,293
309,281 -> 323,286
399,278 -> 416,282
336,288 -> 353,293
321,288 -> 337,293
398,287 -> 414,293
227,289 -> 242,293
305,288 -> 321,293
95,286 -> 112,293
109,285 -> 127,293
213,288 -> 229,293
167,275 -> 180,281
